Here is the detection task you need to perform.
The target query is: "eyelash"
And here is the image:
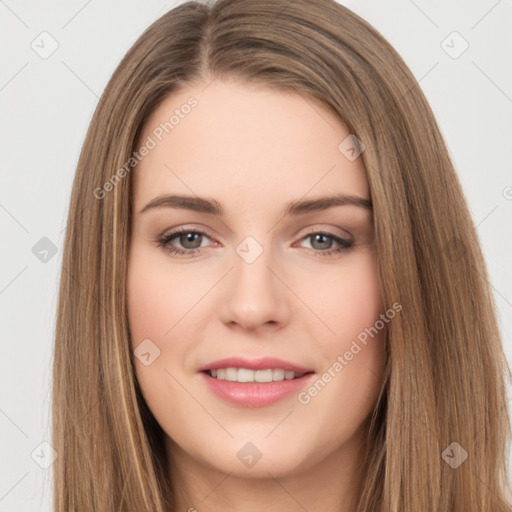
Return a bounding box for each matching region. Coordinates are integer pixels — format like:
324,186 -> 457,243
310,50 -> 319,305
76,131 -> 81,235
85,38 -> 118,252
156,227 -> 354,258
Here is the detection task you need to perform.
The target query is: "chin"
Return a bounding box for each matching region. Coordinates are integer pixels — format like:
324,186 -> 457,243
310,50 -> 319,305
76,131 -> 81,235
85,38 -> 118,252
185,433 -> 321,478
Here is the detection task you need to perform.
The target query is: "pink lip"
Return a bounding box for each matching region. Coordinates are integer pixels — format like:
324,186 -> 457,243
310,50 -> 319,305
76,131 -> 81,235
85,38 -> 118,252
197,356 -> 313,374
199,371 -> 316,408
197,357 -> 315,408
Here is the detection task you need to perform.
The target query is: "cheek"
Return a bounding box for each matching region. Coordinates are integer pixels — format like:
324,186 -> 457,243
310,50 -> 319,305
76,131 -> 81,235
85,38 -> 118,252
126,247 -> 203,349
126,247 -> 181,389
298,250 -> 386,422
126,249 -> 195,424
307,250 -> 384,347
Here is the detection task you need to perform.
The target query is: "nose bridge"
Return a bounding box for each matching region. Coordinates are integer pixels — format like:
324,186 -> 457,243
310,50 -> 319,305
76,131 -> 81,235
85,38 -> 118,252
234,234 -> 273,289
219,233 -> 289,329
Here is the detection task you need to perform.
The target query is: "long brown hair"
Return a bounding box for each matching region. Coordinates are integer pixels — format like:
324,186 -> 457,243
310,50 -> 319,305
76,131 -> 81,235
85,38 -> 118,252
52,0 -> 512,509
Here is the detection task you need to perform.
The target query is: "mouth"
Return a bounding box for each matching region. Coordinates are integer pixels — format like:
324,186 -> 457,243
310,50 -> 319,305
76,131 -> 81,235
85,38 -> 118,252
198,358 -> 315,407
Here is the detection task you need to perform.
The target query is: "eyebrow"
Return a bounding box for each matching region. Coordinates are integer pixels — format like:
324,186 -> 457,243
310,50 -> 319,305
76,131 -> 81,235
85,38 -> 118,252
138,193 -> 372,216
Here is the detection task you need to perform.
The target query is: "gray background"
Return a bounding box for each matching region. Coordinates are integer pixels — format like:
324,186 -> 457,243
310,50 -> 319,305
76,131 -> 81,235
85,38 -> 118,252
1,0 -> 511,510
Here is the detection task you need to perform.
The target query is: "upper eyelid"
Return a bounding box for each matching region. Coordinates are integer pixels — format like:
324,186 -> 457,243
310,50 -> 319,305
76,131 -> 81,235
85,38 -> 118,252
163,226 -> 215,241
301,225 -> 353,240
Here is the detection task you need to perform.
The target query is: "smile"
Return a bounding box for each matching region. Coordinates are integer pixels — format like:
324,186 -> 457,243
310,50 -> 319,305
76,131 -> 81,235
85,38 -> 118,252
200,370 -> 315,408
207,368 -> 306,382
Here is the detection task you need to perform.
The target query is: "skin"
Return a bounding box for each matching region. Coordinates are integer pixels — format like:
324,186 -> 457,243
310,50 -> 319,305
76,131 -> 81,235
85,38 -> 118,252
127,78 -> 387,512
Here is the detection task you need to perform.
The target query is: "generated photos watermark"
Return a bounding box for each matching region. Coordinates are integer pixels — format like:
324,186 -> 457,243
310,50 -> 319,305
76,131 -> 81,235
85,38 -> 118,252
297,302 -> 402,405
93,96 -> 198,200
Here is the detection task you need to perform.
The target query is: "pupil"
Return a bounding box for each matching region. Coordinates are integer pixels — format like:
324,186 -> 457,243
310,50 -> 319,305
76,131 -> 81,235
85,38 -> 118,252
313,234 -> 331,250
181,233 -> 201,249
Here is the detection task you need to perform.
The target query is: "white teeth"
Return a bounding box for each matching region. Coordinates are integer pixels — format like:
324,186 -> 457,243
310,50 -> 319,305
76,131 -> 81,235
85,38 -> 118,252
225,367 -> 238,381
255,369 -> 273,382
208,367 -> 305,382
237,368 -> 254,382
272,369 -> 285,381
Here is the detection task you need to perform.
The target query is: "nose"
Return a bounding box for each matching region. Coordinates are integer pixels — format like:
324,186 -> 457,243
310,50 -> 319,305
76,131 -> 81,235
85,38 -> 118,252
218,243 -> 290,332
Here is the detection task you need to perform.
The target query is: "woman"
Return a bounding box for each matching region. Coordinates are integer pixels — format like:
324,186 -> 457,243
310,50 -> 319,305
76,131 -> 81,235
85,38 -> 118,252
52,0 -> 512,510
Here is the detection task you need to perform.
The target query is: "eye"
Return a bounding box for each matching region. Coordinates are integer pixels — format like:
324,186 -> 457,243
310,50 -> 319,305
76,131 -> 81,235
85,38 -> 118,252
296,231 -> 354,257
156,228 -> 214,257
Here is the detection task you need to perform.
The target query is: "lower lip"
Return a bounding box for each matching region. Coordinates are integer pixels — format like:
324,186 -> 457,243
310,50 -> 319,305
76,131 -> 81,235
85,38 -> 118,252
200,371 -> 315,407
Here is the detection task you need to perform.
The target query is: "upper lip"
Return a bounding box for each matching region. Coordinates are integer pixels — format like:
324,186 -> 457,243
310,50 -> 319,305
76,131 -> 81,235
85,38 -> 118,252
198,357 -> 314,374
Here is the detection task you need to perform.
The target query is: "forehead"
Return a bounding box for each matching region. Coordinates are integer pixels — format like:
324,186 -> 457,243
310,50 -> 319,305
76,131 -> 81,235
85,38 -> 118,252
133,79 -> 369,212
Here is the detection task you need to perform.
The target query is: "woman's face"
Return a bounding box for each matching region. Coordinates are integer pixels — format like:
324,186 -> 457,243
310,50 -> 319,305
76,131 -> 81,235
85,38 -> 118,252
127,79 -> 387,480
